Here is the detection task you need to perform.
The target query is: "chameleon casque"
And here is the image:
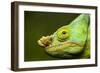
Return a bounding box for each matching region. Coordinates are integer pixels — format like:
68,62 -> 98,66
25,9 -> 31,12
37,14 -> 90,59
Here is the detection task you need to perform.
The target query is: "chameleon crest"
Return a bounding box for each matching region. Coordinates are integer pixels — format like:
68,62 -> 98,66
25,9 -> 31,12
38,14 -> 90,59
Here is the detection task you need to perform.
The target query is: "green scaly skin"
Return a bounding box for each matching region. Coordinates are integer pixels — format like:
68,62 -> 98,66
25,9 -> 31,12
38,14 -> 90,59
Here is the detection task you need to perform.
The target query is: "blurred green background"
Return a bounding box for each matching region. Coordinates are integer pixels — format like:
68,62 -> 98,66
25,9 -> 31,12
24,11 -> 80,61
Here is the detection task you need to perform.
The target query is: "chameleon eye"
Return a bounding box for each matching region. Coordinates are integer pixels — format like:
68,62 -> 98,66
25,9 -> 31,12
57,29 -> 69,42
62,31 -> 67,34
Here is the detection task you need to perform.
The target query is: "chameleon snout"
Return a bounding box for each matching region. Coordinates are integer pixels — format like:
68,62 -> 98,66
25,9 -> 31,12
37,36 -> 52,47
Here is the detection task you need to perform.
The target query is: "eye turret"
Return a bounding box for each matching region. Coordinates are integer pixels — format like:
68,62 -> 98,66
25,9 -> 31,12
57,29 -> 69,42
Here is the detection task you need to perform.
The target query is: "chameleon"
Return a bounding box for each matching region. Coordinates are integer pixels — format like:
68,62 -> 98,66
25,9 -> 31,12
37,14 -> 90,59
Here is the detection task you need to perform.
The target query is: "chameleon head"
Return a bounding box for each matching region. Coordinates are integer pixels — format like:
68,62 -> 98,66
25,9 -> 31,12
37,28 -> 84,58
37,14 -> 89,58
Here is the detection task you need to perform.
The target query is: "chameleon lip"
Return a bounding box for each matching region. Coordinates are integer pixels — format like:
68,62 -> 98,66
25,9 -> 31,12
46,42 -> 82,49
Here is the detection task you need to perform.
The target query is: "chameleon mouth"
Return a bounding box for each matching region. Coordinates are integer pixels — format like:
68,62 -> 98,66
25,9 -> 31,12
45,42 -> 83,56
46,42 -> 82,49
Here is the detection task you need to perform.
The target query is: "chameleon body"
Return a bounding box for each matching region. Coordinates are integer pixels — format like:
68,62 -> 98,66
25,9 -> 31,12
38,14 -> 90,59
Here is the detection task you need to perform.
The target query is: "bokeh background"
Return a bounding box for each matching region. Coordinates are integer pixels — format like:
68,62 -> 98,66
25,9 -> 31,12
24,11 -> 80,61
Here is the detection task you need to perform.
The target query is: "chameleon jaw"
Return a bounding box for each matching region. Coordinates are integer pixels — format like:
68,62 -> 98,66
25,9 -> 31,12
45,42 -> 83,58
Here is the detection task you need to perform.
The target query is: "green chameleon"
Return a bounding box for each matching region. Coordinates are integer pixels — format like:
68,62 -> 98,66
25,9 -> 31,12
38,14 -> 90,59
